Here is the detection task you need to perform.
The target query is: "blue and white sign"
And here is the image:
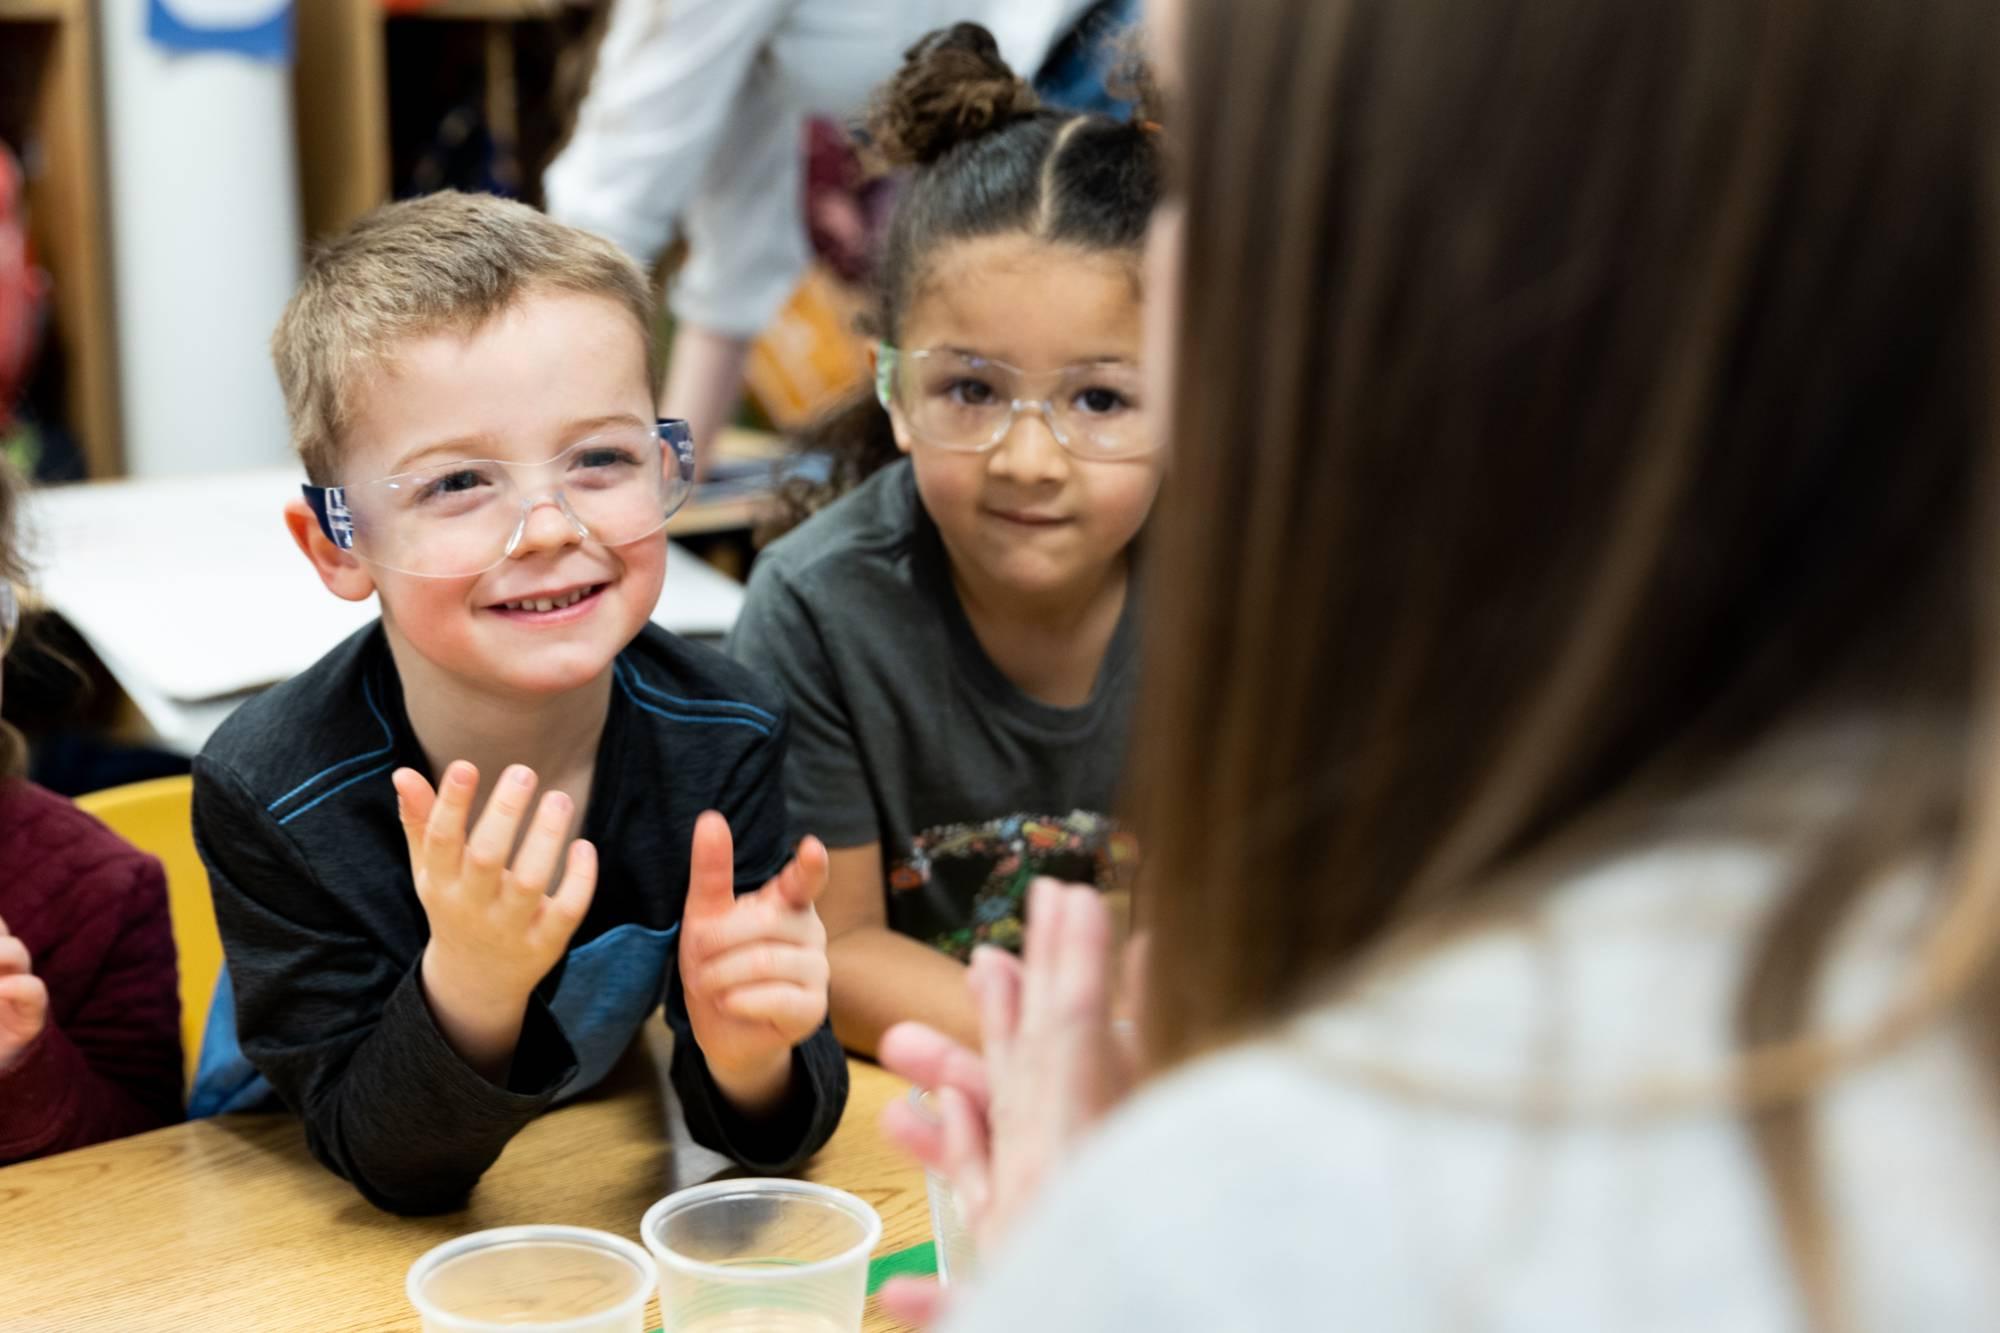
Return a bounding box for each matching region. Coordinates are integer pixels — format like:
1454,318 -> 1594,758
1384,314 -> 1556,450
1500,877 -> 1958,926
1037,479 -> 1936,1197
146,0 -> 292,62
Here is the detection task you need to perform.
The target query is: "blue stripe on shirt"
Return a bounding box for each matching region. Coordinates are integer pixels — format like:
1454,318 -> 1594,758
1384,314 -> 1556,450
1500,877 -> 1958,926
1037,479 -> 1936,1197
266,674 -> 396,814
614,660 -> 772,737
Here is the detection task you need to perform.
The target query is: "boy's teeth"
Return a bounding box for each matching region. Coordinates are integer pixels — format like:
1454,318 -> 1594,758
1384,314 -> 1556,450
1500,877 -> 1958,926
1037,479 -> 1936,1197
505,586 -> 593,612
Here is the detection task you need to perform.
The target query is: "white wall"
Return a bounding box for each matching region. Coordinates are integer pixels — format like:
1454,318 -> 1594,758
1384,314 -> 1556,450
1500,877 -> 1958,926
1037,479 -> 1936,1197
99,0 -> 299,477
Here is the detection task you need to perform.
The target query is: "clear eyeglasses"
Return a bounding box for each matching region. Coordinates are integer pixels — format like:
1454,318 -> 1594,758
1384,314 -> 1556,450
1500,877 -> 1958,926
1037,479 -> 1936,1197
303,419 -> 696,579
875,344 -> 1156,461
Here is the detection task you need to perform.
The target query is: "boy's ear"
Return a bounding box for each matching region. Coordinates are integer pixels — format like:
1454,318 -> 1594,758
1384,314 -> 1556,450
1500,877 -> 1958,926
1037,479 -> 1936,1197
283,498 -> 377,602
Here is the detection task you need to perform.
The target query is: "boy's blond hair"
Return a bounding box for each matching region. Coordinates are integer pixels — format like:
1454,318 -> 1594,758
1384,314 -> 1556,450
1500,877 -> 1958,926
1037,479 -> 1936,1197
274,190 -> 659,484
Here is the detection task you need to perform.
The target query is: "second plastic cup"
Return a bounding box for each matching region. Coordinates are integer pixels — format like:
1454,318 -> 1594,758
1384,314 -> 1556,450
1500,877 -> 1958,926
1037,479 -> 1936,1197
641,1179 -> 881,1332
406,1225 -> 655,1333
907,1087 -> 979,1285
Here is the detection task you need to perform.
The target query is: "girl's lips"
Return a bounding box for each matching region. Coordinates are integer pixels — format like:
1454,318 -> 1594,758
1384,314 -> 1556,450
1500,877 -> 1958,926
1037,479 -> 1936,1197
985,508 -> 1072,527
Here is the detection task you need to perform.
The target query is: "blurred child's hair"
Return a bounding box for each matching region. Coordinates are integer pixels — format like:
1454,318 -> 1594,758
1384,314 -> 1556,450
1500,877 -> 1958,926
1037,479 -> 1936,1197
273,191 -> 659,485
0,455 -> 28,776
764,23 -> 1162,540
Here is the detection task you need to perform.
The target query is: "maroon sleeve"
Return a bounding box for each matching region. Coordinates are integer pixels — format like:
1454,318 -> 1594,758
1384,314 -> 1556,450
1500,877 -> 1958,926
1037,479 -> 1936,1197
0,849 -> 183,1161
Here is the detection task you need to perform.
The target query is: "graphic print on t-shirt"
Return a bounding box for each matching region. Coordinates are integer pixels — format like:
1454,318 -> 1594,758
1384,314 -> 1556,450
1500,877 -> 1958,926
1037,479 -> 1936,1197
887,809 -> 1138,960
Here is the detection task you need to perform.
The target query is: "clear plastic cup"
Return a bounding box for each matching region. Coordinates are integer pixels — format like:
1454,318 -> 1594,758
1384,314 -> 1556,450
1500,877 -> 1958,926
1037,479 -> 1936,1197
907,1087 -> 978,1285
640,1179 -> 882,1333
406,1225 -> 655,1332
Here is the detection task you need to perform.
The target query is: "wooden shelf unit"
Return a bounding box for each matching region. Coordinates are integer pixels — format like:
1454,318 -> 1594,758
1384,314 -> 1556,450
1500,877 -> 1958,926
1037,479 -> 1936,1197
0,0 -> 73,22
294,0 -> 593,245
0,0 -> 592,478
0,0 -> 121,477
397,0 -> 563,19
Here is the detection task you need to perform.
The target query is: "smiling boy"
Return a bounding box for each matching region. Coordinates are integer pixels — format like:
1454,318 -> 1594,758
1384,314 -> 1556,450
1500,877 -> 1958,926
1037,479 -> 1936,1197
189,192 -> 846,1214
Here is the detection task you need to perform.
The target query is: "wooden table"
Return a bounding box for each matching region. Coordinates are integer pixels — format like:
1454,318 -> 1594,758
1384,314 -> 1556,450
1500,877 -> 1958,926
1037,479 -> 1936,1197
0,1027 -> 926,1331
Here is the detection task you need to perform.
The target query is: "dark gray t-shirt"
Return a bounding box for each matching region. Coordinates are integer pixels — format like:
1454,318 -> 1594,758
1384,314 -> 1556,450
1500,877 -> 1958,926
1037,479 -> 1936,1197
729,460 -> 1138,959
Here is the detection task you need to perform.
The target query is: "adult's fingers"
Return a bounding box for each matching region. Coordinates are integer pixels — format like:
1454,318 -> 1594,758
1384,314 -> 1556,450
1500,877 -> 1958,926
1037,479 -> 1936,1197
879,1021 -> 992,1109
880,1092 -> 948,1171
970,944 -> 1023,1075
0,934 -> 29,977
877,1277 -> 949,1328
1053,884 -> 1114,1025
1113,931 -> 1151,1086
1115,930 -> 1150,1028
1018,878 -> 1067,1035
938,1085 -> 993,1229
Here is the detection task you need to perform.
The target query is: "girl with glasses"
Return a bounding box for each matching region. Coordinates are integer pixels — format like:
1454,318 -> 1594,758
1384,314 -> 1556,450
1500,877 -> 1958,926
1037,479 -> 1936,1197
730,24 -> 1164,1056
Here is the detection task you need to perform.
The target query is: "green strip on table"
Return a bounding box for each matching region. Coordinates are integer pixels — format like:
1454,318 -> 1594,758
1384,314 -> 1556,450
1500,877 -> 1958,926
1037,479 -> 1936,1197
868,1240 -> 938,1293
643,1242 -> 939,1331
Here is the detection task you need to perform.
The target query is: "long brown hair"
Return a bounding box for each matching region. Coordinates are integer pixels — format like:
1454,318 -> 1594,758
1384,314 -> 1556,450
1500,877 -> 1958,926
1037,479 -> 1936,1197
1137,0 -> 1997,1314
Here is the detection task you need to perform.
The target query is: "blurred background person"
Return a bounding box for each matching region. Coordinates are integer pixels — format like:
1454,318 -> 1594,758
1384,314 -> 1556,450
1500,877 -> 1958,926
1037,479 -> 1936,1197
543,0 -> 1142,475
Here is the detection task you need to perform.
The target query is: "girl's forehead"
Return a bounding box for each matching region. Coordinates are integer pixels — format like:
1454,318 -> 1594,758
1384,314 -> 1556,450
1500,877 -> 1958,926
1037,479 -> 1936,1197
902,234 -> 1142,367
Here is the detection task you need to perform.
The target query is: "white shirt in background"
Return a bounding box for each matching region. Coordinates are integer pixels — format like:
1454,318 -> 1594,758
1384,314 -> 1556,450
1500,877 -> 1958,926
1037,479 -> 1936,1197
947,816 -> 2000,1330
543,0 -> 1101,338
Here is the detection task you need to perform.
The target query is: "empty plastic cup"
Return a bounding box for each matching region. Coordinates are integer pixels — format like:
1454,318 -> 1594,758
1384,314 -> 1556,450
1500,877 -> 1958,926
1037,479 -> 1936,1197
907,1087 -> 978,1285
406,1225 -> 654,1332
640,1179 -> 882,1332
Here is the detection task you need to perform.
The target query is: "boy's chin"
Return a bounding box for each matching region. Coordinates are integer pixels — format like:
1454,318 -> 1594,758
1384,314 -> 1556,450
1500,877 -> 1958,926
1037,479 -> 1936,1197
476,641 -> 628,696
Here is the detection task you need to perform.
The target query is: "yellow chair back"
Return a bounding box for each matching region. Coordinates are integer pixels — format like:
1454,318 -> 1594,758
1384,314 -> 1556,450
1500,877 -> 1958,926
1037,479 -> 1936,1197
74,776 -> 219,1089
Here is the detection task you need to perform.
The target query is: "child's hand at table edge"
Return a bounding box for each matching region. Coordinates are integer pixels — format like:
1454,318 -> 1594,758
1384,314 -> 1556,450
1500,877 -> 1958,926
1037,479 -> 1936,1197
680,810 -> 831,1115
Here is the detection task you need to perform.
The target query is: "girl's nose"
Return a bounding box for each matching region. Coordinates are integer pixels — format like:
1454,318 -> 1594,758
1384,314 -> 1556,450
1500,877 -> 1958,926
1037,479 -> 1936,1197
988,402 -> 1070,485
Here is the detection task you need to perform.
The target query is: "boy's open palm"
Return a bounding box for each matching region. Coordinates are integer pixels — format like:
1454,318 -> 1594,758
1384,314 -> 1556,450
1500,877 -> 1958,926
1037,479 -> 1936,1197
679,811 -> 831,1081
0,912 -> 49,1073
394,761 -> 597,1006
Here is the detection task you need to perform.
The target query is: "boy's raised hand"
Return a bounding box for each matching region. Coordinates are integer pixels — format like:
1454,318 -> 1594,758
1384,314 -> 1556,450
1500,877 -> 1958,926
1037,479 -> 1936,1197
678,810 -> 830,1112
395,761 -> 597,1018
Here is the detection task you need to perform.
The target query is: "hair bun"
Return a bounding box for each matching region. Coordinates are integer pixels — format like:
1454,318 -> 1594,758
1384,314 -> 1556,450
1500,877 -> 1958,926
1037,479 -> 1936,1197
868,23 -> 1040,168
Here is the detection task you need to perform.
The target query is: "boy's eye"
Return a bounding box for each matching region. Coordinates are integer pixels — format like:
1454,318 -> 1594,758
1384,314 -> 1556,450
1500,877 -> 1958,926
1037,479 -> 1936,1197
566,445 -> 643,489
1074,386 -> 1132,415
418,468 -> 491,502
